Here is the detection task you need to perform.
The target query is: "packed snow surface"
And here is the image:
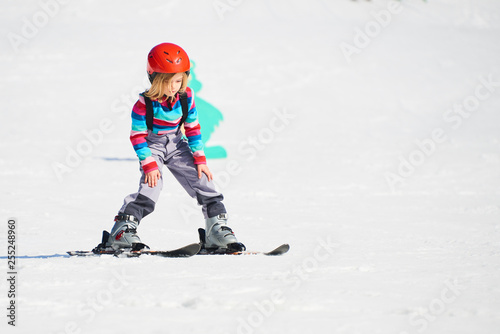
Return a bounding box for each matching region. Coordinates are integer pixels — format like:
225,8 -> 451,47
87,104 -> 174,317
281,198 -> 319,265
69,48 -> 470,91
1,0 -> 500,333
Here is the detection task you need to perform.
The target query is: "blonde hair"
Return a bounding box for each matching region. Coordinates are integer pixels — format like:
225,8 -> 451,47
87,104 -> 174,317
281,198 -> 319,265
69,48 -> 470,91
144,72 -> 189,103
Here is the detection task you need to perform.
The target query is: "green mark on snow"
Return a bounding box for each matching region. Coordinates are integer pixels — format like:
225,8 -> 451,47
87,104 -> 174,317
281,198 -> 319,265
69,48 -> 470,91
190,61 -> 227,159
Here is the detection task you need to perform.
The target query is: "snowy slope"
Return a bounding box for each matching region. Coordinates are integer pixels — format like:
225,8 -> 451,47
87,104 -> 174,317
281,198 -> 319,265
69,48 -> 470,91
1,0 -> 500,333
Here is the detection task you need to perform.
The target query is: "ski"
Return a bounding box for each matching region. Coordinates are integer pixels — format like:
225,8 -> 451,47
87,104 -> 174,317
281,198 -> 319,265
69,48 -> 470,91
65,226 -> 290,258
67,243 -> 201,258
3,243 -> 288,259
196,228 -> 289,256
197,243 -> 290,256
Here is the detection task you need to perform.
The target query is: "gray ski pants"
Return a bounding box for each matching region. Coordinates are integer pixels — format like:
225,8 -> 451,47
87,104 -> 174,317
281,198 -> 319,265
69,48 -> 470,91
119,131 -> 226,221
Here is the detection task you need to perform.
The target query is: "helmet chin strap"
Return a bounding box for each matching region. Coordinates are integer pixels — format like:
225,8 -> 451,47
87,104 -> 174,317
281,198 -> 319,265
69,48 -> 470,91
148,72 -> 156,84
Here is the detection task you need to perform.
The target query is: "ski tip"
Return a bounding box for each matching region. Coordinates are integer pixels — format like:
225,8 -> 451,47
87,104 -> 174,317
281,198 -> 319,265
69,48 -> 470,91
183,243 -> 202,255
265,243 -> 290,256
148,243 -> 201,257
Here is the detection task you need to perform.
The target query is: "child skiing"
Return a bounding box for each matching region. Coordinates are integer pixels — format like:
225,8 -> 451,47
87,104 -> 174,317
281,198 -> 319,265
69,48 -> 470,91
100,42 -> 244,253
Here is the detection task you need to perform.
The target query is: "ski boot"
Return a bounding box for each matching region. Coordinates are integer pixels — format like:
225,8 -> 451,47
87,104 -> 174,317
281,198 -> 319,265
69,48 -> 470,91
198,213 -> 245,253
102,214 -> 149,251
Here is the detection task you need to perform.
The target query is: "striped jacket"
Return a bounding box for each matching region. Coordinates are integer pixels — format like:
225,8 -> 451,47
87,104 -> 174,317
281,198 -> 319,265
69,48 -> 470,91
129,87 -> 205,173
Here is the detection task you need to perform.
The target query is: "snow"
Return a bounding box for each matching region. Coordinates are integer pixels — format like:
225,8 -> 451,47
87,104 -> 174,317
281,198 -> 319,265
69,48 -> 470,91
1,0 -> 500,333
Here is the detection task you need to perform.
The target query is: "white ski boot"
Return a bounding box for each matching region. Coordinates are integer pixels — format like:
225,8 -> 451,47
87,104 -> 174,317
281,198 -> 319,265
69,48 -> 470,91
201,213 -> 245,253
105,214 -> 149,251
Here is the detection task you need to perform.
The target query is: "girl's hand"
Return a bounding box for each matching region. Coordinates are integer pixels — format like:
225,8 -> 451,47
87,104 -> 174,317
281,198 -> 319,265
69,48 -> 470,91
197,164 -> 213,182
144,170 -> 161,187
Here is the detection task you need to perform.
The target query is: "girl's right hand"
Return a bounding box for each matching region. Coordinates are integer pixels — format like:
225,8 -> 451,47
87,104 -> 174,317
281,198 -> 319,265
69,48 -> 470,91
144,170 -> 161,188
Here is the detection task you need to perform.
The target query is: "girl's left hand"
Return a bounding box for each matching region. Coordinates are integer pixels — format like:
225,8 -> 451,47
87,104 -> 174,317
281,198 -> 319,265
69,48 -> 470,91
197,164 -> 213,181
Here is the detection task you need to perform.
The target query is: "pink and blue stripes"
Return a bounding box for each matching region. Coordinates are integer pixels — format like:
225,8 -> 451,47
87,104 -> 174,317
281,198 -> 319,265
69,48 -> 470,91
129,87 -> 206,173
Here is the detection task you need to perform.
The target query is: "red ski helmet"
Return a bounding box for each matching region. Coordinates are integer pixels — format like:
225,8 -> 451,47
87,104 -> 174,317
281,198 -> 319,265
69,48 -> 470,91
147,43 -> 190,83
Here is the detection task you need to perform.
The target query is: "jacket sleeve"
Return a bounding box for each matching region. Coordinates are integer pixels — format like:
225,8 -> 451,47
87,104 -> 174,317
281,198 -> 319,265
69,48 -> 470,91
183,88 -> 207,165
129,95 -> 159,173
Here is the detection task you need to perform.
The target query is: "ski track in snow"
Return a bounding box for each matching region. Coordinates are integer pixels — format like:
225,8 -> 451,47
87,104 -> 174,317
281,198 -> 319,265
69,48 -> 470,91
1,0 -> 500,333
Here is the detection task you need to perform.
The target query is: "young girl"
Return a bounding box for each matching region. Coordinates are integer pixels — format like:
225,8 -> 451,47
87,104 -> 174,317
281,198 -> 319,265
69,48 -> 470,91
103,43 -> 244,253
